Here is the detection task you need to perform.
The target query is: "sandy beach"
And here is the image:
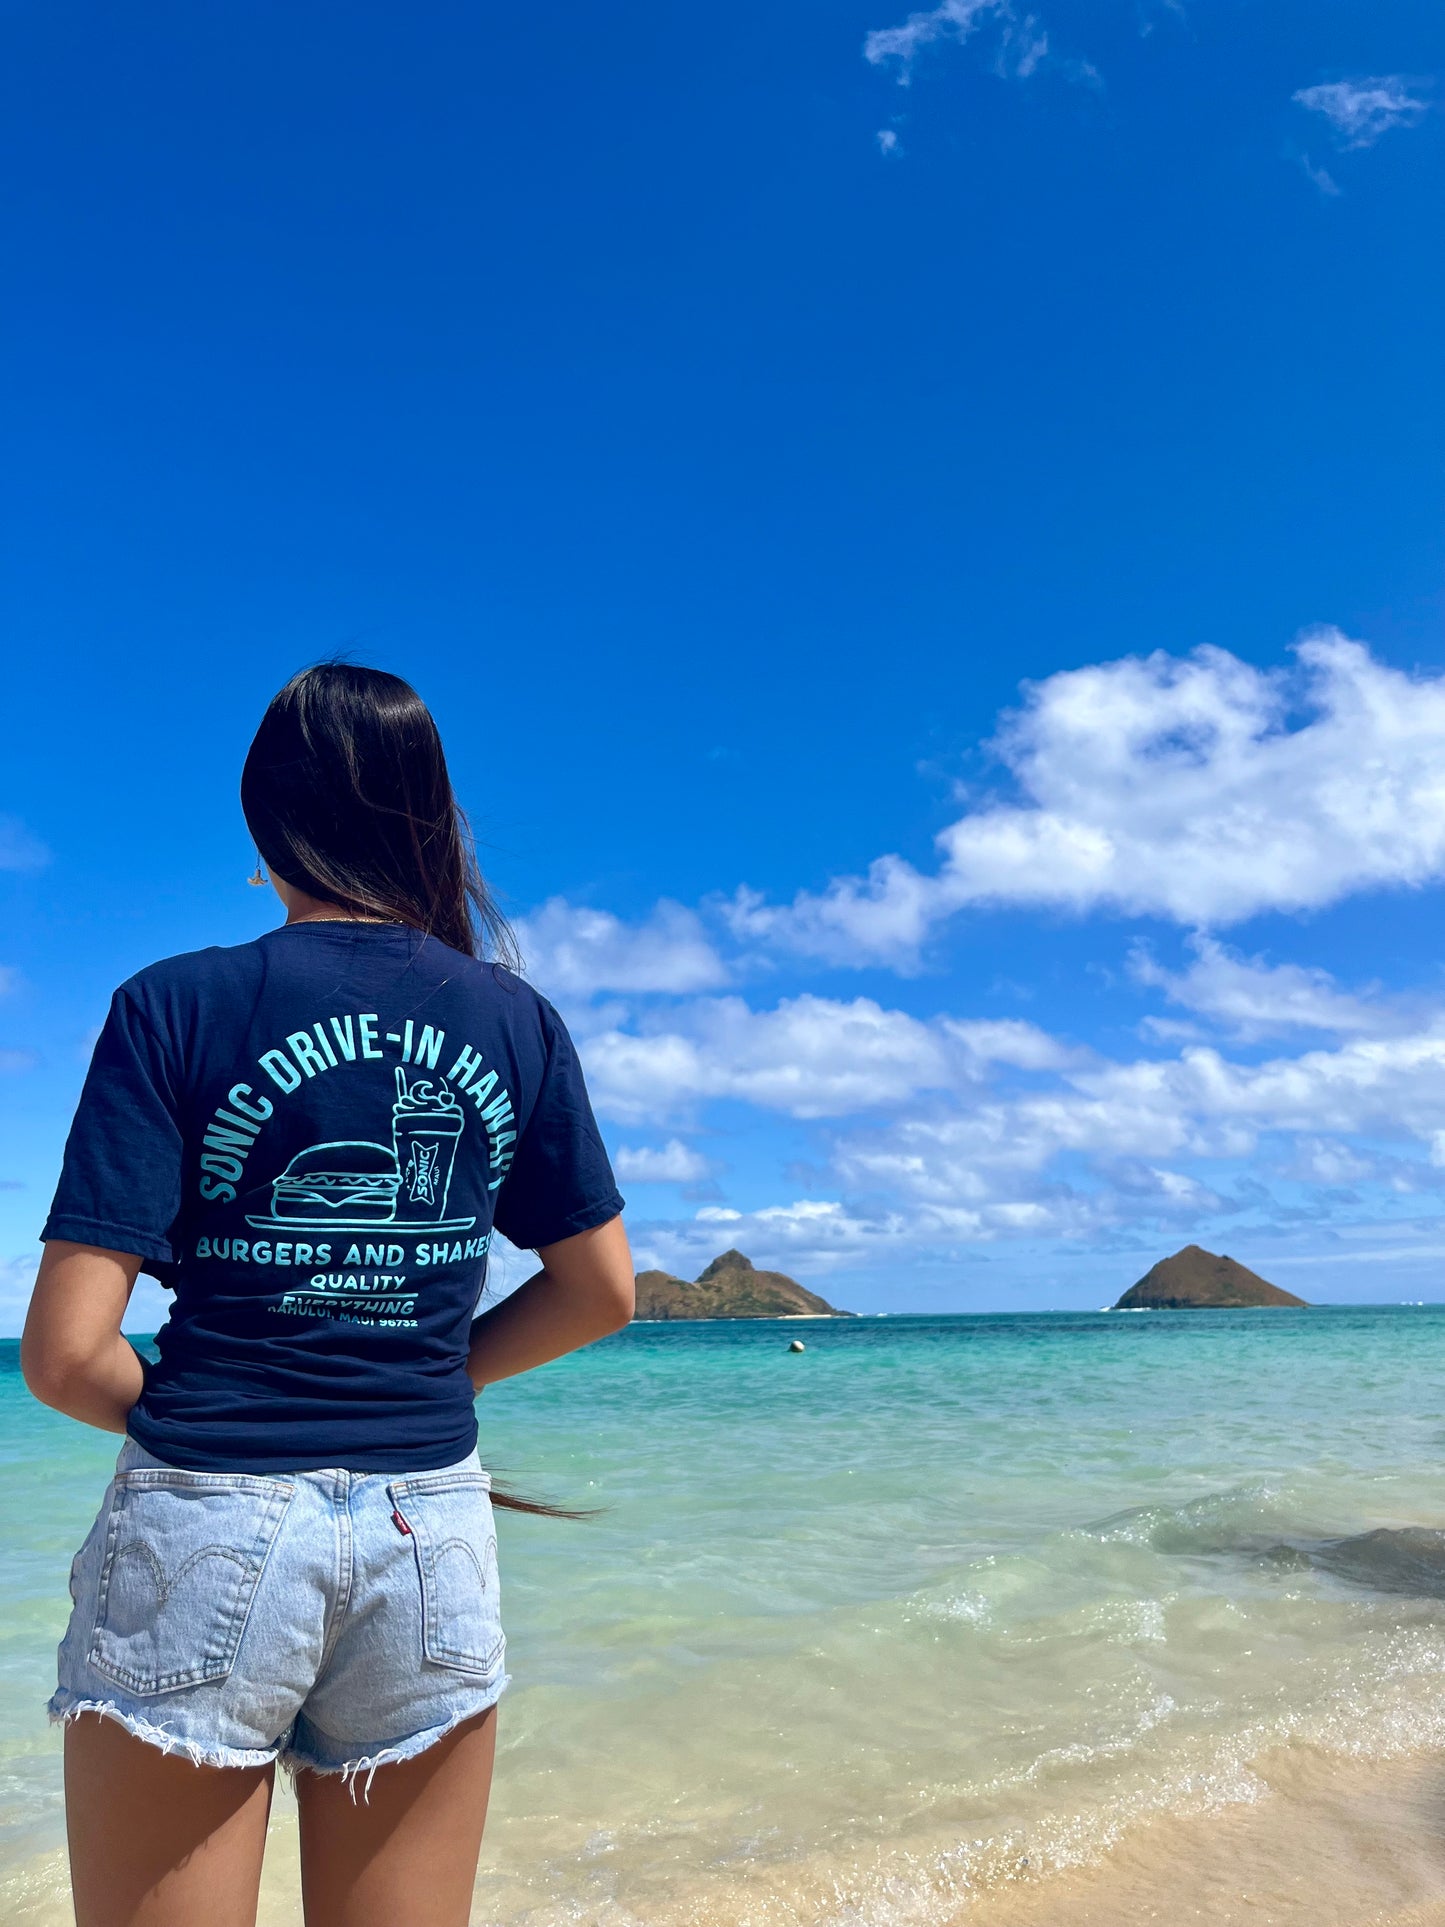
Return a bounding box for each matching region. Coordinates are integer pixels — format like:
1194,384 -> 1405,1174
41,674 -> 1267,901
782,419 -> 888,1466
974,1749 -> 1445,1927
7,1739 -> 1445,1925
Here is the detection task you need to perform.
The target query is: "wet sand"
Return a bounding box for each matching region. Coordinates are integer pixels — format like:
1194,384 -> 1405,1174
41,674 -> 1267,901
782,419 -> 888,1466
972,1747 -> 1445,1927
1,1740 -> 1443,1924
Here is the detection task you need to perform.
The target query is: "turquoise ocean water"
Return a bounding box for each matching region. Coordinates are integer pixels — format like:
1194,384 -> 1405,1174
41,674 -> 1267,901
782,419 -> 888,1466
7,1307 -> 1445,1923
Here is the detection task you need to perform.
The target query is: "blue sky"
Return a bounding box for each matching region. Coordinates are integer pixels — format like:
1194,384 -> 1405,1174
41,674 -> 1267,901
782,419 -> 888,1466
2,0 -> 1443,1326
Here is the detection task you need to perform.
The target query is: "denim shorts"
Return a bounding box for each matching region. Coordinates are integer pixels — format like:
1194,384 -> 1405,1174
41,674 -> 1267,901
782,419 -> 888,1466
48,1437 -> 507,1791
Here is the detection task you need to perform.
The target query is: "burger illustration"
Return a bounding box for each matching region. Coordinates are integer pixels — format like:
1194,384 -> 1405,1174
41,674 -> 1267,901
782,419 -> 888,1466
269,1141 -> 401,1223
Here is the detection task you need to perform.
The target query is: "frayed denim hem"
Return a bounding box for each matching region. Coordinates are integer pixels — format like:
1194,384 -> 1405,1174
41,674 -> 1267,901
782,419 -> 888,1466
283,1673 -> 509,1803
47,1693 -> 281,1772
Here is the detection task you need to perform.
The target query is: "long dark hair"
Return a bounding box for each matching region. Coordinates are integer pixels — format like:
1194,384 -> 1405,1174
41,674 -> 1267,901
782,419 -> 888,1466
242,665 -> 592,1519
241,663 -> 517,968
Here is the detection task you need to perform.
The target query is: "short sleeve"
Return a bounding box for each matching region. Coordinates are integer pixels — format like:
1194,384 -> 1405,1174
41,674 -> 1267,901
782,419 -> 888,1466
41,987 -> 186,1274
492,1002 -> 624,1251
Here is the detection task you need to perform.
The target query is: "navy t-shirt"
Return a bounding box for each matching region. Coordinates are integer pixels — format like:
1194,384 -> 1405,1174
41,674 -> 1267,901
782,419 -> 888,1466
41,922 -> 624,1473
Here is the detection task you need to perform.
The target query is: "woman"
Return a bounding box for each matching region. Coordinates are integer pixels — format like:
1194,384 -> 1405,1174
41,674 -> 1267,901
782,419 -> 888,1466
21,664 -> 633,1927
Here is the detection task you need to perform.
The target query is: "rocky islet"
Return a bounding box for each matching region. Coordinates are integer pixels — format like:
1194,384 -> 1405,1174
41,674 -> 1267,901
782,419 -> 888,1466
1114,1244 -> 1308,1310
632,1249 -> 853,1319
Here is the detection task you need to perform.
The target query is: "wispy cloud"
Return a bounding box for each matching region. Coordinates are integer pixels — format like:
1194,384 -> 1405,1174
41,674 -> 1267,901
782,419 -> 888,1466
516,898 -> 727,999
0,817 -> 48,872
998,13 -> 1047,79
0,1254 -> 37,1329
864,0 -> 1009,84
1136,0 -> 1186,34
633,1199 -> 909,1282
1293,77 -> 1430,149
1298,153 -> 1341,198
863,0 -> 1097,121
1129,937 -> 1391,1041
613,1139 -> 715,1185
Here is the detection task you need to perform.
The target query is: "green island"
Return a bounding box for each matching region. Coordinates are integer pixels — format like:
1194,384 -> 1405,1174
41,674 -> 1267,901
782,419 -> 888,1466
633,1249 -> 854,1320
1113,1244 -> 1308,1310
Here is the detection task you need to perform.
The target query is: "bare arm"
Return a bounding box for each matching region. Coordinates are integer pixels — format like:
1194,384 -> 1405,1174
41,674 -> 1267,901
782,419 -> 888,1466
467,1215 -> 634,1390
21,1241 -> 148,1434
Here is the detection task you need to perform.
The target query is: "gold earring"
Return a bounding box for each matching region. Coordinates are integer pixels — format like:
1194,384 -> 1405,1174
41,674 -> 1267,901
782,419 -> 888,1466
247,854 -> 268,887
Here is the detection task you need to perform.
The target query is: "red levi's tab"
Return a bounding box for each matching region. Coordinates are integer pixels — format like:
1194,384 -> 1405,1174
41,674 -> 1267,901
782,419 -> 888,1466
392,1508 -> 412,1535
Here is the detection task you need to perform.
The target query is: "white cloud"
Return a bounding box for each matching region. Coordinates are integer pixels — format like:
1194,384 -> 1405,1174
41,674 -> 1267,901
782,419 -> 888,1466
505,630 -> 1445,1279
516,898 -> 727,998
943,1016 -> 1081,1069
125,1277 -> 174,1334
577,978 -> 1445,1258
864,0 -> 1085,96
1281,1138 -> 1382,1186
877,128 -> 901,155
1273,1236 -> 1445,1268
1129,937 -> 1389,1041
632,1168 -> 1218,1278
477,1231 -> 537,1298
833,1019 -> 1445,1207
864,0 -> 1007,83
583,993 -> 964,1122
578,994 -> 1073,1124
633,1199 -> 914,1281
728,635 -> 1445,961
613,1139 -> 714,1184
577,975 -> 1445,1273
1293,77 -> 1430,149
569,965 -> 1445,1255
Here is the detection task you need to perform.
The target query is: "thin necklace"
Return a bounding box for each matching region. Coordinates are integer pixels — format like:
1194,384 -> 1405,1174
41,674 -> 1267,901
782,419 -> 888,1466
289,915 -> 405,927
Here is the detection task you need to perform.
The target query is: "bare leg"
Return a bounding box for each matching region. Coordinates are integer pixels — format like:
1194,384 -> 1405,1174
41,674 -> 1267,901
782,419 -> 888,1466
295,1708 -> 497,1927
65,1712 -> 274,1927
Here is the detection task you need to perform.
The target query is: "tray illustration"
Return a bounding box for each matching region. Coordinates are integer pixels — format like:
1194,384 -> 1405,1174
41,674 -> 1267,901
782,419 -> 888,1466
246,1212 -> 478,1234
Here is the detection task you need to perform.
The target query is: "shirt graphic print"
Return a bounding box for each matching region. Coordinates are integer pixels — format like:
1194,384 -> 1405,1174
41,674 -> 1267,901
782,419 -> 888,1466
215,1053 -> 504,1330
43,922 -> 624,1474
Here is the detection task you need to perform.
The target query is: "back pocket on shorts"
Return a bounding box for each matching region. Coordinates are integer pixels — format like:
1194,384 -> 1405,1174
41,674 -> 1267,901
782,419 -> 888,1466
389,1471 -> 504,1681
88,1470 -> 293,1696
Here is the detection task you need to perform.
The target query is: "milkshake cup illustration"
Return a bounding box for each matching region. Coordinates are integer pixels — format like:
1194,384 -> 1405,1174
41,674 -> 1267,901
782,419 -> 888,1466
390,1068 -> 465,1224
